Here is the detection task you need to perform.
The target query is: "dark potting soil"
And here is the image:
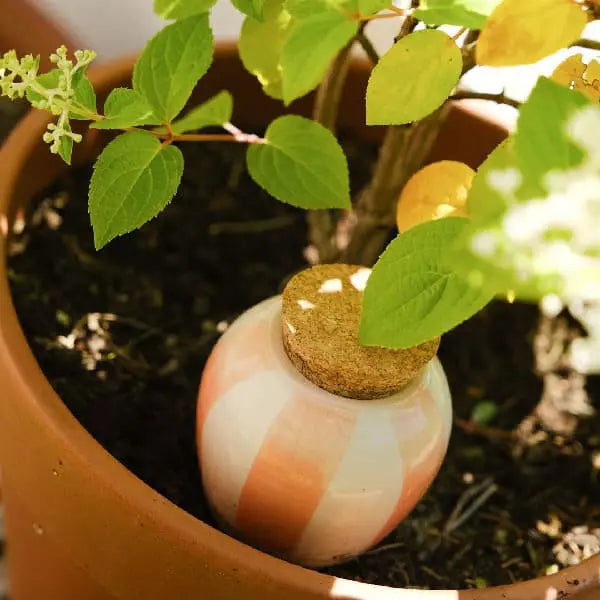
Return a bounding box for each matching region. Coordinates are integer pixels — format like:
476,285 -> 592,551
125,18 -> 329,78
7,138 -> 600,591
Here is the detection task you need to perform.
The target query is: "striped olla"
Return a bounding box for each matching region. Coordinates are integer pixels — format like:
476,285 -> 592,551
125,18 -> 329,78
196,296 -> 452,567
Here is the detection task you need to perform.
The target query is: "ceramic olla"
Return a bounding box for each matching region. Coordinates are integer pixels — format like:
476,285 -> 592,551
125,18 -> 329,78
196,265 -> 452,567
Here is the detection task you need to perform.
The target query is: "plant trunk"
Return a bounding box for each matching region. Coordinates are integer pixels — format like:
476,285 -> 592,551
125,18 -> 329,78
341,106 -> 448,266
306,41 -> 354,264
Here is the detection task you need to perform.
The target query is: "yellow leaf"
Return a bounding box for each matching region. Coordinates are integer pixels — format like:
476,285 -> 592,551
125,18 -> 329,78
397,161 -> 475,232
583,58 -> 600,86
476,0 -> 588,67
551,54 -> 600,103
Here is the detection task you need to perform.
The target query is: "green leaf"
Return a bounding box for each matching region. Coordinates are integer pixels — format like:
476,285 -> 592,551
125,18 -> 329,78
246,115 -> 350,209
71,70 -> 97,117
232,0 -> 266,19
57,122 -> 73,165
89,131 -> 184,249
471,400 -> 498,425
239,0 -> 292,100
366,29 -> 462,125
281,11 -> 358,104
514,77 -> 588,193
414,0 -> 501,28
91,88 -> 159,130
360,217 -> 493,348
358,0 -> 390,16
27,69 -> 97,119
170,91 -> 233,133
285,0 -> 356,17
133,14 -> 213,123
466,138 -> 515,226
154,0 -> 217,19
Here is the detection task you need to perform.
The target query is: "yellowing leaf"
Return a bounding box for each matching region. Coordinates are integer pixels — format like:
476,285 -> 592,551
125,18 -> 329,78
396,161 -> 475,232
551,54 -> 600,103
584,59 -> 600,86
477,0 -> 588,66
238,0 -> 292,99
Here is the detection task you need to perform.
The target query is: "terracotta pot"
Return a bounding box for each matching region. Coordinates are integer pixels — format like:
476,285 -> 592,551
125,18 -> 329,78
0,43 -> 599,600
0,0 -> 76,70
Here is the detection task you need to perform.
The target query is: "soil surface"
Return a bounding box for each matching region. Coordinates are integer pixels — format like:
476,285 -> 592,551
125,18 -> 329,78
7,138 -> 600,590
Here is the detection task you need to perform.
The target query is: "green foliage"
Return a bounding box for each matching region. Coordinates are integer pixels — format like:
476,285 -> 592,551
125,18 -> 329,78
1,47 -> 96,162
414,0 -> 501,28
4,2 -> 600,366
281,9 -> 358,104
91,88 -> 159,130
170,91 -> 233,133
360,218 -> 493,348
285,0 -> 355,17
514,78 -> 588,192
56,122 -> 74,164
471,400 -> 498,425
457,79 -> 600,303
358,0 -> 390,16
154,0 -> 217,19
232,0 -> 266,20
89,131 -> 184,249
366,29 -> 462,125
27,68 -> 96,119
240,0 -> 358,104
238,0 -> 292,99
132,14 -> 213,122
246,115 -> 350,209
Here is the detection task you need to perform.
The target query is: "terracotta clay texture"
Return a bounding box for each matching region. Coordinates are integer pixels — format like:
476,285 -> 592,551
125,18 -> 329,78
198,295 -> 451,566
0,45 -> 599,600
0,0 -> 75,70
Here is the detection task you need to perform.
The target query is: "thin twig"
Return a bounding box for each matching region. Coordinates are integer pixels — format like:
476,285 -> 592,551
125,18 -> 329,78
361,11 -> 405,21
571,38 -> 600,51
170,132 -> 264,143
209,215 -> 296,235
357,29 -> 379,64
449,90 -> 521,108
458,30 -> 480,76
364,542 -> 405,556
454,418 -> 514,440
452,27 -> 467,42
444,478 -> 498,535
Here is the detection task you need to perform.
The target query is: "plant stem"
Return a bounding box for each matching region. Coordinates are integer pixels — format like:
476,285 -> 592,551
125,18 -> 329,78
449,90 -> 521,108
341,106 -> 448,266
357,28 -> 379,64
451,27 -> 467,42
571,37 -> 600,51
306,37 -> 355,263
312,41 -> 354,132
360,10 -> 407,21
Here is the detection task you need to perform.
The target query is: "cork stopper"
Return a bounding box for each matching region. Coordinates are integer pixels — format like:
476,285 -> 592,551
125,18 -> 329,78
281,264 -> 440,400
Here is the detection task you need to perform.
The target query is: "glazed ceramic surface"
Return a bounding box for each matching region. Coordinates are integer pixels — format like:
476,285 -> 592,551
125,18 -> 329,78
197,296 -> 452,567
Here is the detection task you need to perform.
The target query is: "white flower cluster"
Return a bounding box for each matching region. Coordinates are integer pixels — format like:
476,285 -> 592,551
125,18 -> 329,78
0,46 -> 97,155
470,105 -> 600,373
472,106 -> 600,303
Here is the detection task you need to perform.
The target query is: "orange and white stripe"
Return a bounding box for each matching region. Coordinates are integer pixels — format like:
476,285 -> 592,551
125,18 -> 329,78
197,296 -> 452,567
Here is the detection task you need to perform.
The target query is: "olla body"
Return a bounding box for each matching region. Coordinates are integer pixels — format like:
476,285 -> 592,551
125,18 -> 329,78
197,295 -> 452,567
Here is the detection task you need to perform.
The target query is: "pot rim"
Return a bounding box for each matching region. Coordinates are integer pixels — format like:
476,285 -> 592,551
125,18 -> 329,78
0,43 -> 598,600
